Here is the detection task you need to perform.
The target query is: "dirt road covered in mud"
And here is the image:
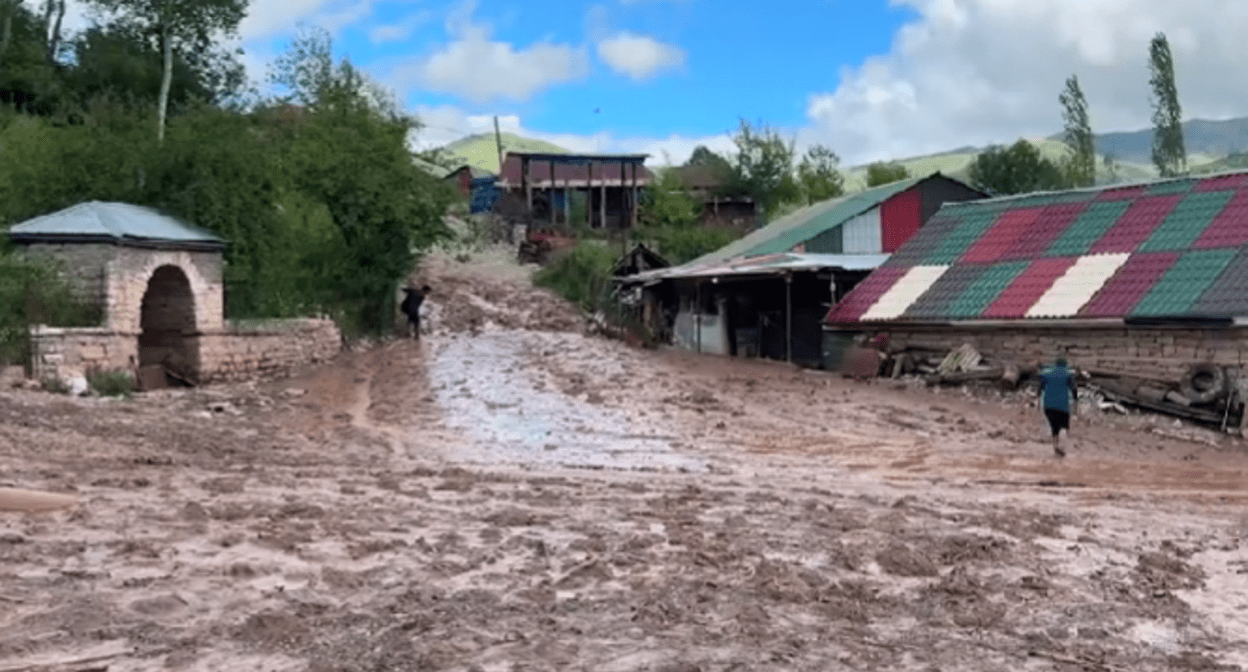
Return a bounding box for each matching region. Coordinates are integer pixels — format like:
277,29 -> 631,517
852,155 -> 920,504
4,248 -> 1248,671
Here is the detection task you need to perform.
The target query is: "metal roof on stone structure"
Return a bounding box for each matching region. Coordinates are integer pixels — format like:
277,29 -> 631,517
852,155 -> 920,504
7,201 -> 226,251
826,170 -> 1248,325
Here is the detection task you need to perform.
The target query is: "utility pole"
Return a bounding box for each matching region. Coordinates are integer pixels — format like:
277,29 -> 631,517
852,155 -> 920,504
493,116 -> 505,173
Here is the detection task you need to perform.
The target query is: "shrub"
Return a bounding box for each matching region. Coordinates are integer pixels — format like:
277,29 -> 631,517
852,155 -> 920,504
86,367 -> 135,398
41,377 -> 70,394
533,241 -> 618,313
0,252 -> 102,367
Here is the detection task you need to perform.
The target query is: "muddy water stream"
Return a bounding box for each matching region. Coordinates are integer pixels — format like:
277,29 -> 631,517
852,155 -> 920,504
427,329 -> 708,473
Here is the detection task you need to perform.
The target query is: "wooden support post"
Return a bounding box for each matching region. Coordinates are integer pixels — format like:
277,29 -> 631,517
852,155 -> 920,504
696,280 -> 702,354
587,161 -> 595,228
522,156 -> 531,213
785,273 -> 793,363
549,160 -> 556,227
563,174 -> 570,226
600,167 -> 607,229
630,162 -> 638,228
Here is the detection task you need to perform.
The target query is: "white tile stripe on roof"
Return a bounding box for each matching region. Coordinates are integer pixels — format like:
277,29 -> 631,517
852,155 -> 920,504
1025,253 -> 1130,318
860,265 -> 950,321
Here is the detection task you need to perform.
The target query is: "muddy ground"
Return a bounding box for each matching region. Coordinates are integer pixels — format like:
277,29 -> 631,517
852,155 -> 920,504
3,247 -> 1248,671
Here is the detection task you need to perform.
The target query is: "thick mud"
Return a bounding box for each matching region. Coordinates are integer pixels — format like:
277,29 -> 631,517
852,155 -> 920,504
2,246 -> 1248,671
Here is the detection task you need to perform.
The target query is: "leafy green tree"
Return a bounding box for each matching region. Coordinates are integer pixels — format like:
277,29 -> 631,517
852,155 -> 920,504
723,119 -> 802,220
0,0 -> 65,114
634,167 -> 739,264
796,144 -> 845,203
968,139 -> 1069,196
639,168 -> 702,230
63,21 -> 240,114
1148,32 -> 1186,177
1059,74 -> 1096,187
82,0 -> 248,142
269,27 -> 453,333
865,161 -> 909,187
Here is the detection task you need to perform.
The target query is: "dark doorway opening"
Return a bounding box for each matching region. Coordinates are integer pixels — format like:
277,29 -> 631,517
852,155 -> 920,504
138,265 -> 199,387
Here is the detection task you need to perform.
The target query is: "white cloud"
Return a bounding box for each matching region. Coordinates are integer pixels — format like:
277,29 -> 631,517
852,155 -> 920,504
408,105 -> 731,167
801,0 -> 1248,165
395,0 -> 588,103
369,10 -> 432,43
596,32 -> 685,81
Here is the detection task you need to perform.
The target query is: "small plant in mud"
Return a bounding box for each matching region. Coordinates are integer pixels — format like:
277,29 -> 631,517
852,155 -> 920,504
86,368 -> 135,398
41,377 -> 70,394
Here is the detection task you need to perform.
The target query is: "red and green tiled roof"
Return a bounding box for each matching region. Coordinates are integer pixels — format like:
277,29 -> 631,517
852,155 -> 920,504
827,171 -> 1248,324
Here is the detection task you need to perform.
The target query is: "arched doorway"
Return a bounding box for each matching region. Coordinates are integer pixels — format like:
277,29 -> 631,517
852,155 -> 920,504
138,265 -> 199,384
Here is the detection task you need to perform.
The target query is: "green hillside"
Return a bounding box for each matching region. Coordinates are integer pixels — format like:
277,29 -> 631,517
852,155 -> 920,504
842,138 -> 1156,191
440,132 -> 571,174
1047,117 -> 1248,165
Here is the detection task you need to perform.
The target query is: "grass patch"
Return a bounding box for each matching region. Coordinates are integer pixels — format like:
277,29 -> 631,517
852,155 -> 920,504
86,367 -> 135,398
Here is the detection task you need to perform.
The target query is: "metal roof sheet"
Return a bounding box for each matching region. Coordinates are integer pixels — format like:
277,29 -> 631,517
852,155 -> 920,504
860,265 -> 949,321
828,169 -> 1248,323
626,252 -> 890,282
8,201 -> 225,247
982,257 -> 1077,319
685,175 -> 950,266
1025,253 -> 1129,318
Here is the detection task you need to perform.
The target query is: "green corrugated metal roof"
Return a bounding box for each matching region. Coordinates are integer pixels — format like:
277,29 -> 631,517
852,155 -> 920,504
8,201 -> 225,247
1044,200 -> 1130,256
1130,249 -> 1237,316
685,176 -> 926,266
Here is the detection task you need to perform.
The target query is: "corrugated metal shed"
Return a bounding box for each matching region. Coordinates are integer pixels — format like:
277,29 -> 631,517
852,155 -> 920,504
689,177 -> 925,266
8,201 -> 225,250
826,169 -> 1248,324
625,252 -> 890,283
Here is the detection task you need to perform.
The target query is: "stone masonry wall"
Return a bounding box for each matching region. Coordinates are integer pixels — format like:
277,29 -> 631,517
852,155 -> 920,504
17,243 -> 225,333
31,318 -> 341,386
835,324 -> 1248,383
194,318 -> 342,383
29,327 -> 137,382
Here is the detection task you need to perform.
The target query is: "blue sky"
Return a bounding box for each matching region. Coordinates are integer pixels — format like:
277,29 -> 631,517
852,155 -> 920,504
62,0 -> 1248,166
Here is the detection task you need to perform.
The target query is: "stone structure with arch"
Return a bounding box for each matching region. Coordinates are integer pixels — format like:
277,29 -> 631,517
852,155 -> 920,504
10,201 -> 340,388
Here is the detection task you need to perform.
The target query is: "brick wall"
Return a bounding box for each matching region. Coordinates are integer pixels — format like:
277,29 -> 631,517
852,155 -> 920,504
31,318 -> 341,385
834,323 -> 1248,382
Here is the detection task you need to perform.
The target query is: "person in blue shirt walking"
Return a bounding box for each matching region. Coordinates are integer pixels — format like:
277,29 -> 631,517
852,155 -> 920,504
1037,357 -> 1078,457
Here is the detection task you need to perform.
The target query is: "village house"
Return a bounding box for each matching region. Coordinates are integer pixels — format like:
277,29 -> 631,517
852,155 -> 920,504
618,172 -> 986,367
823,170 -> 1248,393
496,151 -> 654,229
667,164 -> 758,228
9,201 -> 341,389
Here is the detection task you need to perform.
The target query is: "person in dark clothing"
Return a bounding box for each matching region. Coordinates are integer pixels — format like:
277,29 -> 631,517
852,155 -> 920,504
1037,357 -> 1078,457
400,285 -> 431,339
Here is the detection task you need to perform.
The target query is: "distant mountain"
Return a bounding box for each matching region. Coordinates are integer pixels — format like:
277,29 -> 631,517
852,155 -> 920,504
440,132 -> 571,174
1046,117 -> 1248,165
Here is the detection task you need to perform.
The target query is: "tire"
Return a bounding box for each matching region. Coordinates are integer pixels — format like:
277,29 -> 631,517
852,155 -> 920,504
1180,363 -> 1226,405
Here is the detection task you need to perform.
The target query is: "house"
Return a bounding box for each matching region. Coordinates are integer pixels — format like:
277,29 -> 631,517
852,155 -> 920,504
496,151 -> 654,229
618,173 -> 987,366
668,165 -> 757,227
444,165 -> 499,214
823,169 -> 1248,384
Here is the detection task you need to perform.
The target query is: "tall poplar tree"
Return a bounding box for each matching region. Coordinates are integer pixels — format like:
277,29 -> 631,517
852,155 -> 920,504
1059,74 -> 1096,187
1148,32 -> 1186,177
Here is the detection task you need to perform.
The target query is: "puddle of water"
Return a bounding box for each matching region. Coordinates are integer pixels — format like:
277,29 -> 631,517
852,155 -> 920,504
426,331 -> 706,473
